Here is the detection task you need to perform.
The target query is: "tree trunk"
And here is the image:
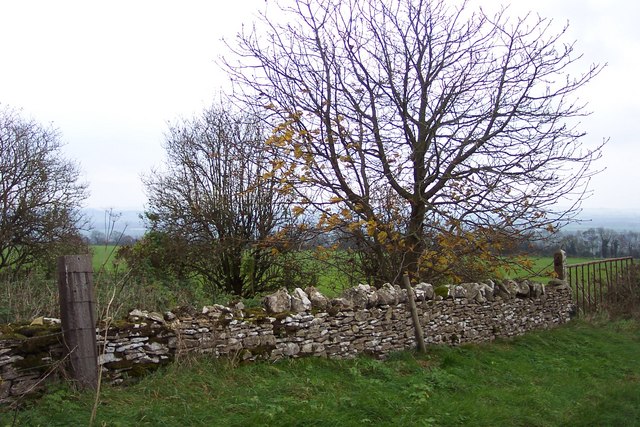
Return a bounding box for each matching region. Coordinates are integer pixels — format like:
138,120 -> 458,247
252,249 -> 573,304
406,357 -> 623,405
403,204 -> 427,281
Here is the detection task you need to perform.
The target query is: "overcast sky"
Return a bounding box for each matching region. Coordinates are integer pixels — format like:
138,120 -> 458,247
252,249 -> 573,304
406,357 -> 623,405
0,0 -> 638,213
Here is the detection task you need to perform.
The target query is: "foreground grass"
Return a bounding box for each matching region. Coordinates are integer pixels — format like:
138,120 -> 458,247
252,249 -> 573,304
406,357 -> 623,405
4,319 -> 639,426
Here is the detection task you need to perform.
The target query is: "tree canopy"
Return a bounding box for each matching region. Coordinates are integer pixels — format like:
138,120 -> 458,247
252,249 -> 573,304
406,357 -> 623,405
140,106 -> 315,297
0,105 -> 88,275
224,0 -> 605,284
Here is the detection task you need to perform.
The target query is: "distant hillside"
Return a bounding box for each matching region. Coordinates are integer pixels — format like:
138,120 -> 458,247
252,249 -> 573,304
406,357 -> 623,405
82,208 -> 146,238
568,208 -> 640,232
79,207 -> 640,239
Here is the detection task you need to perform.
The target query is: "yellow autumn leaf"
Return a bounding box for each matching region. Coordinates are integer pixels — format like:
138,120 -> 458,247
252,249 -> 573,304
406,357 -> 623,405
366,220 -> 377,236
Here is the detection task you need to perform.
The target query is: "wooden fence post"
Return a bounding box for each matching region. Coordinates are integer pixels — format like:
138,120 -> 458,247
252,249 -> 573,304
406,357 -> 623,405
57,254 -> 98,390
402,274 -> 427,353
554,249 -> 567,281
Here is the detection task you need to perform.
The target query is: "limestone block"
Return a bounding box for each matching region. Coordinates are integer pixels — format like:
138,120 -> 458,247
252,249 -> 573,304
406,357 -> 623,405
376,283 -> 398,305
529,282 -> 545,298
415,283 -> 434,301
143,342 -> 168,354
393,285 -> 408,303
354,310 -> 369,322
495,281 -> 513,300
243,335 -> 262,349
547,278 -> 570,290
1,365 -> 20,380
305,286 -> 329,310
515,281 -> 531,298
116,342 -> 144,352
263,288 -> 292,314
479,283 -> 495,302
281,343 -> 300,356
261,334 -> 277,347
460,283 -> 481,300
328,298 -> 353,313
342,284 -> 373,309
453,285 -> 467,299
291,288 -> 312,313
98,353 -> 121,365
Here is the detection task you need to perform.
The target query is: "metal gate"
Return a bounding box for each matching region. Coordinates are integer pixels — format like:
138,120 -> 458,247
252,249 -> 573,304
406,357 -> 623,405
566,257 -> 634,314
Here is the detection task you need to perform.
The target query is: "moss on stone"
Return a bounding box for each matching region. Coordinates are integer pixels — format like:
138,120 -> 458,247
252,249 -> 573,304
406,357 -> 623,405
243,307 -> 267,317
19,333 -> 62,354
434,286 -> 450,298
14,324 -> 60,338
1,323 -> 60,343
14,354 -> 51,373
272,311 -> 293,321
248,344 -> 276,358
147,334 -> 172,345
0,332 -> 28,341
128,363 -> 160,377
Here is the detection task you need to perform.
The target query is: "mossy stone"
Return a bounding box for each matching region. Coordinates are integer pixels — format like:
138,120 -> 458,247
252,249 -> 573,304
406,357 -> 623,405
13,353 -> 54,374
19,334 -> 62,354
434,286 -> 449,298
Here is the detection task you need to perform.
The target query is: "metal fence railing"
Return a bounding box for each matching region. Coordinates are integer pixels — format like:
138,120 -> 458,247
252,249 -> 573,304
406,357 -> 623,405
566,257 -> 634,314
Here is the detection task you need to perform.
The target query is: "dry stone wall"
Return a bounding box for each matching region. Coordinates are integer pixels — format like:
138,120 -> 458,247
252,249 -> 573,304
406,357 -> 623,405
1,279 -> 574,405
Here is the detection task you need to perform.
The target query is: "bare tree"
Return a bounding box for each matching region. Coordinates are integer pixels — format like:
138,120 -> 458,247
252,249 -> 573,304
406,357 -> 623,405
224,0 -> 605,284
142,105 -> 313,297
0,105 -> 88,275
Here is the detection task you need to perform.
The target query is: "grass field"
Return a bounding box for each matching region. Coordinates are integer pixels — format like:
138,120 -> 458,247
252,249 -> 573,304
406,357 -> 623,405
84,248 -> 599,299
87,244 -> 597,281
4,318 -> 639,426
90,245 -> 121,272
506,256 -> 596,283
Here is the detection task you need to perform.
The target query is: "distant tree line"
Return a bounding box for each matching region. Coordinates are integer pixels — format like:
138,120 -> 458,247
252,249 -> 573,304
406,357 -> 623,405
519,228 -> 640,259
86,230 -> 137,246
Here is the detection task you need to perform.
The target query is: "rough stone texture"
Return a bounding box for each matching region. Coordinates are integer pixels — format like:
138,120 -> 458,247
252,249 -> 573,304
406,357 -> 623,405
263,288 -> 292,314
0,279 -> 573,406
415,283 -> 434,301
548,278 -> 570,290
515,281 -> 531,298
305,286 -> 329,310
377,283 -> 399,305
290,288 -> 312,313
343,284 -> 373,309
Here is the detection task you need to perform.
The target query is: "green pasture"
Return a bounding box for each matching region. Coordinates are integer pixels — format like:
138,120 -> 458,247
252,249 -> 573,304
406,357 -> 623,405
85,247 -> 600,289
90,245 -> 121,272
503,256 -> 596,284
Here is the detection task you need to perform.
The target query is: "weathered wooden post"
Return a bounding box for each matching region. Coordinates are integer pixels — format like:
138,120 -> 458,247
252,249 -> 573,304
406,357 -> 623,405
402,274 -> 427,353
554,249 -> 567,281
57,254 -> 98,390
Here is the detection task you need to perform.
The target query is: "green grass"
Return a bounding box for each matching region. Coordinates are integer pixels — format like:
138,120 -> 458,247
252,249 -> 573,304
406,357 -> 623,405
503,256 -> 596,283
5,319 -> 640,426
84,247 -> 594,293
90,245 -> 122,272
